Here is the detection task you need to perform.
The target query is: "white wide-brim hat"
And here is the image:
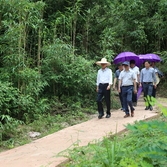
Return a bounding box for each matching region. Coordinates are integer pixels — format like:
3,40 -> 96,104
96,58 -> 111,66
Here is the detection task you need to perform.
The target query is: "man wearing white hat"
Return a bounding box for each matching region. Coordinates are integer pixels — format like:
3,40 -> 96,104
96,58 -> 113,119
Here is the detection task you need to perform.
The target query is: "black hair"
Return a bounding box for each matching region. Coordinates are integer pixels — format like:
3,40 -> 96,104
117,62 -> 122,67
144,60 -> 151,64
130,60 -> 135,64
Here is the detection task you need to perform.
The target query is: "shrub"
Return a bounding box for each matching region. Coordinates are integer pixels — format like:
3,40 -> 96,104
64,118 -> 167,166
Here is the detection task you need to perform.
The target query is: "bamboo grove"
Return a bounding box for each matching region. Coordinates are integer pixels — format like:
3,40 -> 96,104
0,0 -> 167,139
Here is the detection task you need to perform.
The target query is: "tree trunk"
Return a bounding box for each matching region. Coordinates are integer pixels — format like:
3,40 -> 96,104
73,20 -> 76,53
37,27 -> 41,70
37,11 -> 43,72
0,12 -> 2,29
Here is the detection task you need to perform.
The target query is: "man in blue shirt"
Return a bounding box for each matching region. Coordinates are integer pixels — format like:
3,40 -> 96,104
140,61 -> 157,111
96,58 -> 113,119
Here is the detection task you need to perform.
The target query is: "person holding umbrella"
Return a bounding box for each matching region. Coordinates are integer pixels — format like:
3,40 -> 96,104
96,58 -> 113,119
118,61 -> 137,118
140,61 -> 157,111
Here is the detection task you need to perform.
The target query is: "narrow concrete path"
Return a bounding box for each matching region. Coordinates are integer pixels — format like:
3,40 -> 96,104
0,96 -> 159,167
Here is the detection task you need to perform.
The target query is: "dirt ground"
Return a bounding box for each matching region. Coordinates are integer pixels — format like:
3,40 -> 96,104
0,96 -> 160,167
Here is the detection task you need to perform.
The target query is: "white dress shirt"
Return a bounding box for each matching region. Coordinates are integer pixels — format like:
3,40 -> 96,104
96,68 -> 113,86
130,66 -> 140,83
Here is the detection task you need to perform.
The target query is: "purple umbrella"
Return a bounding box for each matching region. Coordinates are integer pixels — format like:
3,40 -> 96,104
113,51 -> 139,65
137,87 -> 143,100
138,53 -> 161,65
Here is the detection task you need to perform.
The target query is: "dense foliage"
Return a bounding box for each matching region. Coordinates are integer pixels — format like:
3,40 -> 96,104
0,0 -> 167,145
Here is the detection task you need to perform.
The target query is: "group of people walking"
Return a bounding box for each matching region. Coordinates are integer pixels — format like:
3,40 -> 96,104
96,57 -> 161,119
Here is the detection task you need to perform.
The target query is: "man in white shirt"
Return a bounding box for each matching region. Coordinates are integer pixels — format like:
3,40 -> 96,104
118,61 -> 137,118
130,60 -> 140,106
96,58 -> 113,119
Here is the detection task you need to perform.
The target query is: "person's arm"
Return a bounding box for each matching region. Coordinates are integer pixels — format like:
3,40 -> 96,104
133,79 -> 137,93
118,72 -> 122,92
113,78 -> 117,90
107,69 -> 113,90
118,79 -> 122,93
132,72 -> 137,93
153,70 -> 157,88
113,71 -> 118,90
156,67 -> 164,77
137,68 -> 140,83
137,74 -> 140,83
139,70 -> 143,87
96,71 -> 99,92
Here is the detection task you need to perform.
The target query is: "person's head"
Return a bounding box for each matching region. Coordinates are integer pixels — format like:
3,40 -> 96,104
151,61 -> 156,67
122,61 -> 130,70
144,60 -> 151,69
96,58 -> 111,69
130,60 -> 136,68
101,63 -> 107,69
117,63 -> 123,71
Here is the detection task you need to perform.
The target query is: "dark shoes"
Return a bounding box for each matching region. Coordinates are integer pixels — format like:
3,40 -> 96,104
131,108 -> 135,117
145,106 -> 150,110
149,106 -> 153,111
124,114 -> 130,118
124,109 -> 134,118
133,102 -> 137,107
98,114 -> 104,119
106,114 -> 111,118
98,114 -> 111,119
145,106 -> 153,111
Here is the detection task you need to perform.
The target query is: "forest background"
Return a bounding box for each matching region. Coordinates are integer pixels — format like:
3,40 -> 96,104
0,0 -> 167,149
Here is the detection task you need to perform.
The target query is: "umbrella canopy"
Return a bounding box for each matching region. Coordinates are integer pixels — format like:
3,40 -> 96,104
138,53 -> 161,66
113,51 -> 139,65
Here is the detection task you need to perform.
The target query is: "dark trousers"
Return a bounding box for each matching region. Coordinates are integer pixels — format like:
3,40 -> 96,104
143,83 -> 153,107
132,84 -> 138,103
152,86 -> 157,98
132,91 -> 137,103
97,83 -> 111,115
119,87 -> 123,108
121,85 -> 134,115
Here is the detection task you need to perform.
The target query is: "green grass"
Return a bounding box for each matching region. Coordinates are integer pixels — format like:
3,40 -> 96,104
61,115 -> 167,167
0,94 -> 131,152
0,109 -> 95,151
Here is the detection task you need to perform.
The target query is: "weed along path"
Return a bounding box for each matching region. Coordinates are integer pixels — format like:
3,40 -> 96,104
0,95 -> 159,167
